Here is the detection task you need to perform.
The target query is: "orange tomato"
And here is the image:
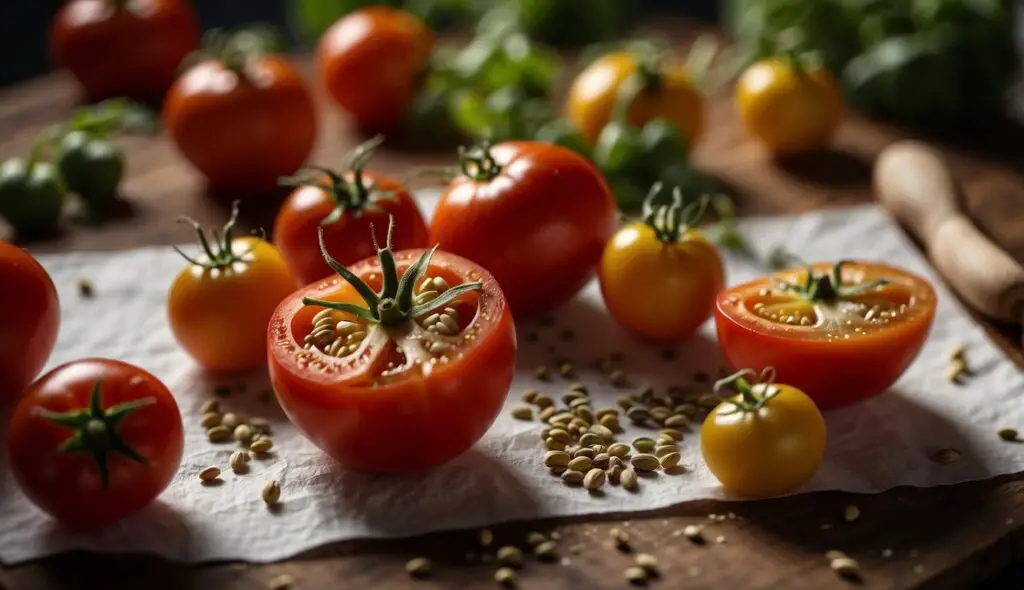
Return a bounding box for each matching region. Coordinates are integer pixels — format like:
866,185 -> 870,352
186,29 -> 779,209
268,221 -> 516,472
567,51 -> 704,148
318,6 -> 434,132
735,58 -> 844,154
715,261 -> 936,408
163,54 -> 317,193
168,206 -> 296,372
0,241 -> 60,401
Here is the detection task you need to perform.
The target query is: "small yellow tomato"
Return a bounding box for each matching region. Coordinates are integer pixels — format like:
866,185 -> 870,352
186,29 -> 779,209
735,57 -> 844,154
567,51 -> 704,148
598,193 -> 724,340
168,209 -> 297,373
700,369 -> 827,498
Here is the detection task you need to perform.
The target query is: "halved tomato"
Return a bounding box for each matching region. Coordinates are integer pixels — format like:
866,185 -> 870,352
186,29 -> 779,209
715,261 -> 936,408
268,222 -> 516,472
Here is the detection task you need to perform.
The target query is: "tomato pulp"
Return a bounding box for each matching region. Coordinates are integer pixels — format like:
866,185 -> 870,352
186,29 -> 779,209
715,261 -> 936,408
268,249 -> 516,472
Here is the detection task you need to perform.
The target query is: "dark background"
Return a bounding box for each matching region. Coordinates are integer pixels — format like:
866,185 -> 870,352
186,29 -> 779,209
0,0 -> 718,88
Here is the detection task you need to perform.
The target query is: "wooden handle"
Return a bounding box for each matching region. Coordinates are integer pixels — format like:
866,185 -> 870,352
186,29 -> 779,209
874,140 -> 1024,324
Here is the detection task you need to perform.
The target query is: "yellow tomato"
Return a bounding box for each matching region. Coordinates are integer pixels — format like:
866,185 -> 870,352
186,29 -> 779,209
598,219 -> 724,341
168,231 -> 297,373
700,370 -> 827,498
567,51 -> 704,148
735,58 -> 844,154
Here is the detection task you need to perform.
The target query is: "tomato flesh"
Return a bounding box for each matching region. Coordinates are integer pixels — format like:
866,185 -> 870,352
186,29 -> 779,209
268,250 -> 516,472
715,262 -> 936,408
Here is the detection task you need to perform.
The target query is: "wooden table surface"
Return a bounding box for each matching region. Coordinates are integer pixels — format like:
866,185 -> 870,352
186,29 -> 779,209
2,23 -> 1024,590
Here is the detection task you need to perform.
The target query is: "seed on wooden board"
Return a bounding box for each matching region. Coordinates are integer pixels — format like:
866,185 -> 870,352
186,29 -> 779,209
659,452 -> 681,469
510,405 -> 533,420
610,527 -> 630,549
683,525 -> 704,542
844,505 -> 860,522
607,443 -> 630,457
522,389 -> 540,404
933,447 -> 961,464
200,412 -> 222,429
583,468 -> 606,490
579,433 -> 602,447
635,553 -> 658,573
568,457 -> 593,472
198,466 -> 221,482
478,528 -> 494,547
494,567 -> 517,586
655,444 -> 679,458
535,366 -> 552,381
250,438 -> 274,454
406,557 -> 432,577
261,480 -> 281,505
589,424 -> 614,442
544,451 -> 571,468
830,556 -> 861,578
207,425 -> 231,443
621,468 -> 639,490
825,550 -> 846,561
268,574 -> 293,590
631,454 -> 660,472
573,447 -> 595,459
230,451 -> 251,472
998,428 -> 1018,441
625,566 -> 647,584
534,541 -> 558,560
632,438 -> 656,453
526,532 -> 547,547
626,407 -> 650,423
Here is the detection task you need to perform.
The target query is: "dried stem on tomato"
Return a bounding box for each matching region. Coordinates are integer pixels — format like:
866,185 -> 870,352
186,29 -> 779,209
172,200 -> 260,270
640,182 -> 709,244
279,135 -> 395,226
302,216 -> 482,326
712,367 -> 780,413
36,380 -> 154,489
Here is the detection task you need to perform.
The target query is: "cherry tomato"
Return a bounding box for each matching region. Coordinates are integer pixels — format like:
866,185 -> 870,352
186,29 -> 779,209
318,6 -> 434,132
735,58 -> 844,155
268,219 -> 516,472
50,0 -> 200,104
715,260 -> 936,408
599,189 -> 724,340
6,358 -> 184,529
701,368 -> 827,498
274,137 -> 429,285
567,51 -> 704,149
163,47 -> 317,193
0,241 -> 60,401
430,141 -> 617,318
168,204 -> 297,372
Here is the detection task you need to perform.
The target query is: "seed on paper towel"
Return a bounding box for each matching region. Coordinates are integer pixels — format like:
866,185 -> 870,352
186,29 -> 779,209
583,468 -> 606,491
261,480 -> 281,505
206,426 -> 231,443
250,438 -> 274,454
229,451 -> 251,473
621,468 -> 639,491
631,454 -> 659,472
932,447 -> 961,464
200,412 -> 222,429
998,428 -> 1018,441
200,399 -> 220,414
510,405 -> 533,420
198,466 -> 221,483
562,470 -> 584,486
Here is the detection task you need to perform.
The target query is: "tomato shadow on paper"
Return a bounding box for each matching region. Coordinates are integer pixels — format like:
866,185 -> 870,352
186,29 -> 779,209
731,388 -> 992,554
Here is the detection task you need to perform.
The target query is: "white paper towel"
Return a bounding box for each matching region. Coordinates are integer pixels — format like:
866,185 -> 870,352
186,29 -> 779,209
1,202 -> 1022,565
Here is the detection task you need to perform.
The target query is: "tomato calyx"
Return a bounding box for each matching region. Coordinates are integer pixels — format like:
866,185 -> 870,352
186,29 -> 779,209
640,182 -> 709,243
181,27 -> 279,77
35,380 -> 154,489
173,200 -> 261,270
279,136 -> 395,225
713,367 -> 781,413
458,141 -> 503,183
772,257 -> 890,303
302,216 -> 482,326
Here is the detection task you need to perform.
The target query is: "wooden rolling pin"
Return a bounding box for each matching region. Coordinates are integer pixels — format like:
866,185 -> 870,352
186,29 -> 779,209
873,140 -> 1024,325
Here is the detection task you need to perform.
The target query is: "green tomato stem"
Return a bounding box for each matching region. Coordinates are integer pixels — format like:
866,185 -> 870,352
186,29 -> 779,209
458,140 -> 502,182
172,201 -> 260,270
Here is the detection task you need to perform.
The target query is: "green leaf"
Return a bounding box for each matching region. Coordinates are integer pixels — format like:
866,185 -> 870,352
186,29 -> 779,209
592,121 -> 645,176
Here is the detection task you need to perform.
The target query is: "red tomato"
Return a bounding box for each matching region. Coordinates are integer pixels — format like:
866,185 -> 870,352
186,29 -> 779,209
0,241 -> 60,401
50,0 -> 200,104
268,227 -> 516,473
6,359 -> 184,529
163,54 -> 318,193
429,141 -> 617,318
318,6 -> 434,132
715,261 -> 936,408
274,139 -> 429,285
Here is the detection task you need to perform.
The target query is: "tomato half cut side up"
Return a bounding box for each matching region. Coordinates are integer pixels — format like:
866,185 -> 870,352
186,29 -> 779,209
268,221 -> 516,473
715,261 -> 936,408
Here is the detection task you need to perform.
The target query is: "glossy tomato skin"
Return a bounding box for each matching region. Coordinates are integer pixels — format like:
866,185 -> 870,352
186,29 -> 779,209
0,242 -> 60,401
567,52 -> 704,148
168,237 -> 297,372
701,384 -> 826,498
430,141 -> 617,318
50,0 -> 200,104
273,174 -> 428,285
599,223 -> 724,340
318,6 -> 434,132
268,250 -> 516,472
6,359 -> 184,529
735,59 -> 844,155
163,57 -> 318,193
715,262 -> 937,408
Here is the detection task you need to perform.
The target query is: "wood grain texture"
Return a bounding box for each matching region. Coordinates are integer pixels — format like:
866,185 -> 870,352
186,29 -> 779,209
2,23 -> 1024,589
